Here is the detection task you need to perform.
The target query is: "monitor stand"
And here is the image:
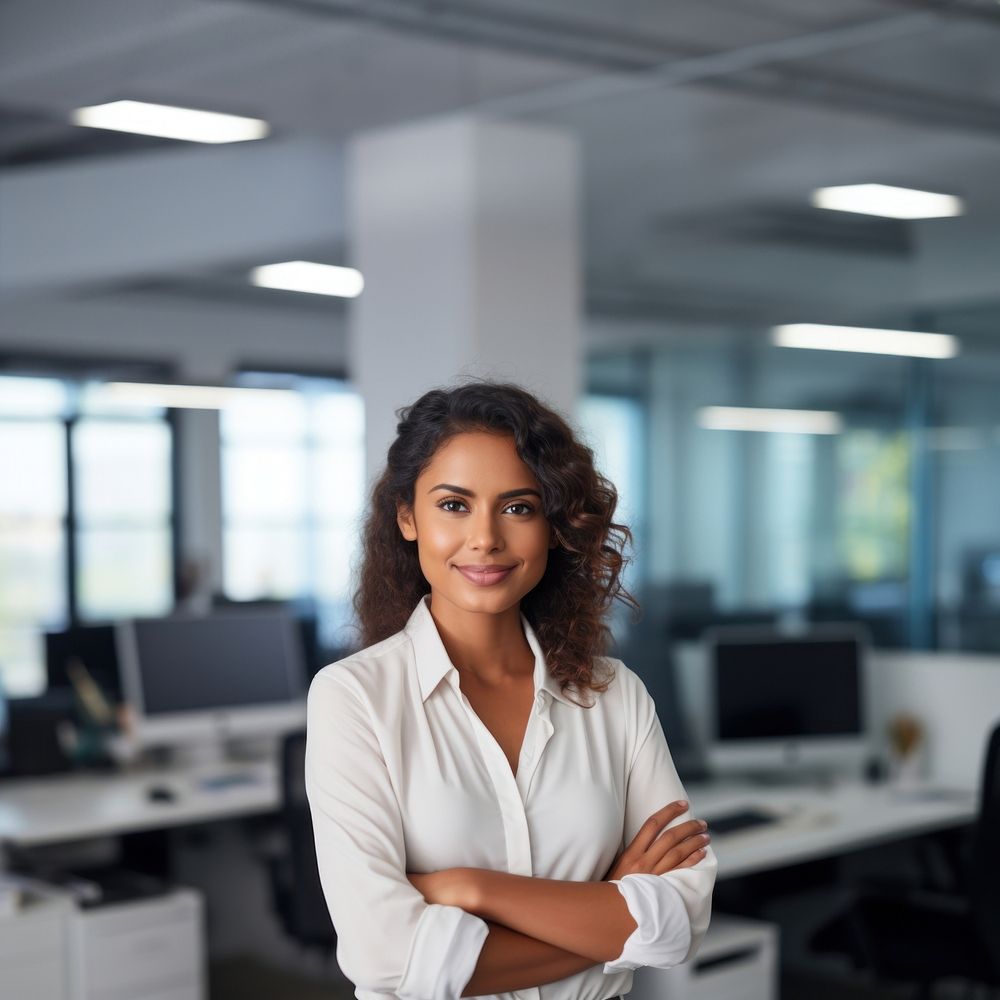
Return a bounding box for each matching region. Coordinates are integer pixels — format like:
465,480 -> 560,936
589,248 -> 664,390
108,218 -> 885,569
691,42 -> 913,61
225,734 -> 278,763
167,739 -> 230,771
166,734 -> 276,785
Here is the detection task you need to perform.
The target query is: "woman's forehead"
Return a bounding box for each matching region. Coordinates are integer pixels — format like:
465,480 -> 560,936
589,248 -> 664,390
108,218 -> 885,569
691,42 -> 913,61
421,431 -> 535,480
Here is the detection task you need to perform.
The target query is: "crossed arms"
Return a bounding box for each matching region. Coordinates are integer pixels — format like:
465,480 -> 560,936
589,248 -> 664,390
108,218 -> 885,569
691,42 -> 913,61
408,801 -> 711,996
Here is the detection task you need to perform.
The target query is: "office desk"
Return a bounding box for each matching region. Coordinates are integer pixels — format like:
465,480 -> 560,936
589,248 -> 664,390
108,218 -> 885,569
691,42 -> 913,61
1,763 -> 976,878
0,759 -> 279,853
689,778 -> 977,880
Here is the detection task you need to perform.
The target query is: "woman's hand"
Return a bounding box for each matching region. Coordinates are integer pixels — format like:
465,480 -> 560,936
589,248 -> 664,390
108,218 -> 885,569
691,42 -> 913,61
603,800 -> 709,881
407,868 -> 479,910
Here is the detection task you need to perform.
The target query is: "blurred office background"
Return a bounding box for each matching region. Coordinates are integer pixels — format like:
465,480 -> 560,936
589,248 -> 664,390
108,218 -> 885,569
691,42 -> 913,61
1,2 -> 1000,999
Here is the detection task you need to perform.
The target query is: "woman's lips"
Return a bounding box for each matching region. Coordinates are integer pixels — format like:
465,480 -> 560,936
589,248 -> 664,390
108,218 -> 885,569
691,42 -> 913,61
455,565 -> 516,586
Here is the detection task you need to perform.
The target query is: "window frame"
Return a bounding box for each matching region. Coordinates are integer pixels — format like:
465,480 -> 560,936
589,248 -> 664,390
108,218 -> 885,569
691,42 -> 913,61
0,359 -> 180,694
218,367 -> 364,649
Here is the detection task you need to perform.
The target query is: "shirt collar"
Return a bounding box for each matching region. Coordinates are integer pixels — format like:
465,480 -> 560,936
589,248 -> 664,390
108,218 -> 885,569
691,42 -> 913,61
403,594 -> 585,707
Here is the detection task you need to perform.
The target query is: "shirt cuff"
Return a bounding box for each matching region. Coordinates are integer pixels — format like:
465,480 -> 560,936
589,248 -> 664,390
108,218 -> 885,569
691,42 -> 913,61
603,874 -> 692,973
397,903 -> 490,1000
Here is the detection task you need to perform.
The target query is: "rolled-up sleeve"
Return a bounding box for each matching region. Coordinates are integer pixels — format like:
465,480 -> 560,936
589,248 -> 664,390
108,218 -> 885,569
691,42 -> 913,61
305,669 -> 489,1000
603,666 -> 717,973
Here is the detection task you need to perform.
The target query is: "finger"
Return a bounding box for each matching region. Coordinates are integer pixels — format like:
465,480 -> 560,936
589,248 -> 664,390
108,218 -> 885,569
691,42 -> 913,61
630,800 -> 689,854
648,826 -> 708,869
649,831 -> 708,876
671,846 -> 708,871
654,832 -> 711,874
649,818 -> 706,854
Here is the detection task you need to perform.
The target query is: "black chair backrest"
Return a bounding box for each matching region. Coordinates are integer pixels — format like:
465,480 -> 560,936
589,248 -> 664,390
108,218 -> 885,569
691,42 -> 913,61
971,720 -> 1000,975
282,729 -> 338,948
284,729 -> 310,810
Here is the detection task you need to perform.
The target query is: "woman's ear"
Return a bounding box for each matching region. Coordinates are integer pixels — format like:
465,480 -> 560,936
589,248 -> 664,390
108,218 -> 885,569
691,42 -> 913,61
396,503 -> 417,542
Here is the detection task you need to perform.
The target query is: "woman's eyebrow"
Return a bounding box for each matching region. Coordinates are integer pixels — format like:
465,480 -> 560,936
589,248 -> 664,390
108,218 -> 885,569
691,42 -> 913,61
429,483 -> 541,500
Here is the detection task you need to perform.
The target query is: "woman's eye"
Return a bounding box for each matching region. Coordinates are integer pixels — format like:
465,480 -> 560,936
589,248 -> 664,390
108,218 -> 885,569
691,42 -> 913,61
505,502 -> 533,515
439,499 -> 467,513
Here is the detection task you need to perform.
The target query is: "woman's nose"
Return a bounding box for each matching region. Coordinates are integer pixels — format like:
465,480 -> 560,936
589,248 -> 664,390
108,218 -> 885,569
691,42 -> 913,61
468,511 -> 503,550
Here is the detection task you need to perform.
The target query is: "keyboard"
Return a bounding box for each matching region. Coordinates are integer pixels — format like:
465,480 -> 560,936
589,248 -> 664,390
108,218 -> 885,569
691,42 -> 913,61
196,771 -> 263,791
704,807 -> 781,835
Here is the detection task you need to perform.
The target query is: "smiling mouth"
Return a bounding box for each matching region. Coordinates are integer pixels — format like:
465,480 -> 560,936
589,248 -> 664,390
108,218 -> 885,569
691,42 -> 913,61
455,565 -> 517,586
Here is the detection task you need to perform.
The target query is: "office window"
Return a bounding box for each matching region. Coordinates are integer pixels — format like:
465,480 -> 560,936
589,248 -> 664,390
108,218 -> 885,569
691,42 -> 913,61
220,376 -> 365,648
760,431 -> 815,608
595,334 -> 1000,652
927,312 -> 1000,652
74,419 -> 174,620
835,430 -> 909,583
0,375 -> 175,696
589,341 -> 922,647
578,393 -> 646,592
0,378 -> 68,696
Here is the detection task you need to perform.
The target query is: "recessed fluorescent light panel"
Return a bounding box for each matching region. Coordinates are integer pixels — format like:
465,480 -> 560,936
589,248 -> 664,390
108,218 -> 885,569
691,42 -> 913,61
98,383 -> 297,411
250,261 -> 365,298
811,183 -> 963,219
71,101 -> 269,143
773,324 -> 959,359
698,406 -> 843,435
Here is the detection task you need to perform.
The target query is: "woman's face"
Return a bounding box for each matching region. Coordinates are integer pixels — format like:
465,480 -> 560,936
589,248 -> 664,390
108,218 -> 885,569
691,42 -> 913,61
397,431 -> 555,617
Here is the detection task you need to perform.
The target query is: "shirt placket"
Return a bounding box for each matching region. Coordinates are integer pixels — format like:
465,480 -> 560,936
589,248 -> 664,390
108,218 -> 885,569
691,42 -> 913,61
449,677 -> 537,874
448,676 -> 556,1000
517,691 -> 554,803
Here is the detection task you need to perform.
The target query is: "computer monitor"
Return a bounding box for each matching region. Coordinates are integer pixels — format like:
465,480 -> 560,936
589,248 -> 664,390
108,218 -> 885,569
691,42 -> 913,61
210,594 -> 322,679
706,624 -> 869,778
116,612 -> 306,753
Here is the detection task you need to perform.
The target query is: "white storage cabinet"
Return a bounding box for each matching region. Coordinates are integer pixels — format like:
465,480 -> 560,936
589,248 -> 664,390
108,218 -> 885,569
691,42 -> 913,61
0,883 -> 74,1000
67,887 -> 205,1000
628,913 -> 778,1000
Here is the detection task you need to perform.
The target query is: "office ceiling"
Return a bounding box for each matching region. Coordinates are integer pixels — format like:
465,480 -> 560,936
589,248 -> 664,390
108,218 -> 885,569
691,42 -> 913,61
3,0 -> 1000,337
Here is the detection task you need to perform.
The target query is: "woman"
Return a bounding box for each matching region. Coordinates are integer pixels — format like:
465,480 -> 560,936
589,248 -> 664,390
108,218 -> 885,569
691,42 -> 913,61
305,380 -> 716,1000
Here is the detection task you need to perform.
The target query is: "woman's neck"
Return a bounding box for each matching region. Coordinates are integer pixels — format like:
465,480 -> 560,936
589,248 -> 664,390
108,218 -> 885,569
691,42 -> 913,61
427,593 -> 534,685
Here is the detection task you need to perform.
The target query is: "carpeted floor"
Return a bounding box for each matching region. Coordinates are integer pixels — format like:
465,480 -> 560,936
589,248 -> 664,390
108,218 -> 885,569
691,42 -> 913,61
209,955 -> 355,1000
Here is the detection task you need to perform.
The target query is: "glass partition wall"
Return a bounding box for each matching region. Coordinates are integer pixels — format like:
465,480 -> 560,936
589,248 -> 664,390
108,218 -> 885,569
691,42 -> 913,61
588,321 -> 1000,654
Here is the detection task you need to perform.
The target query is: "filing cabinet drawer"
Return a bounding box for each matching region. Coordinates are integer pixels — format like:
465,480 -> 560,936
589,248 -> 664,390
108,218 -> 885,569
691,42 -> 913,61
0,960 -> 67,1000
69,889 -> 203,1000
0,890 -> 72,1000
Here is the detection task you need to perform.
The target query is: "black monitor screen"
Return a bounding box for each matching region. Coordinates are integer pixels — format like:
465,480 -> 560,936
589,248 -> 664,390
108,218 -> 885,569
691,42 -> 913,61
713,634 -> 862,740
130,615 -> 303,716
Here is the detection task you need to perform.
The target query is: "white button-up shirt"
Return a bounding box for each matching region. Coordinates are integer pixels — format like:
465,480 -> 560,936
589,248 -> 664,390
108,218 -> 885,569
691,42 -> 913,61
305,595 -> 716,1000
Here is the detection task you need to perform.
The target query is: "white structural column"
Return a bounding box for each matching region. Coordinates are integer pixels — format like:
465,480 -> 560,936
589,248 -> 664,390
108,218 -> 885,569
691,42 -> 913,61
348,115 -> 582,485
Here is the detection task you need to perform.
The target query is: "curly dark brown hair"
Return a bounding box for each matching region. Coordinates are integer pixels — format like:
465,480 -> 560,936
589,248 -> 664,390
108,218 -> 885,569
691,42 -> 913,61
352,378 -> 639,702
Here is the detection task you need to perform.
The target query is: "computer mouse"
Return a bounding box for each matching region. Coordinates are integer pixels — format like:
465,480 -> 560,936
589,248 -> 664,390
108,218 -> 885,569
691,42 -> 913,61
147,785 -> 177,803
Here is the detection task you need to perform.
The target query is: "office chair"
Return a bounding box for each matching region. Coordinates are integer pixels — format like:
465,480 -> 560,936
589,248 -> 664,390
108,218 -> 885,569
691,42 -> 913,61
265,729 -> 339,956
812,721 -> 1000,998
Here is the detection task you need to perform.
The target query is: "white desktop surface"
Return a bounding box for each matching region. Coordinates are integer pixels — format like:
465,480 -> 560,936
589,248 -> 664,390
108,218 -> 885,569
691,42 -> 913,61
0,759 -> 279,849
688,778 -> 977,879
0,763 -> 977,880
